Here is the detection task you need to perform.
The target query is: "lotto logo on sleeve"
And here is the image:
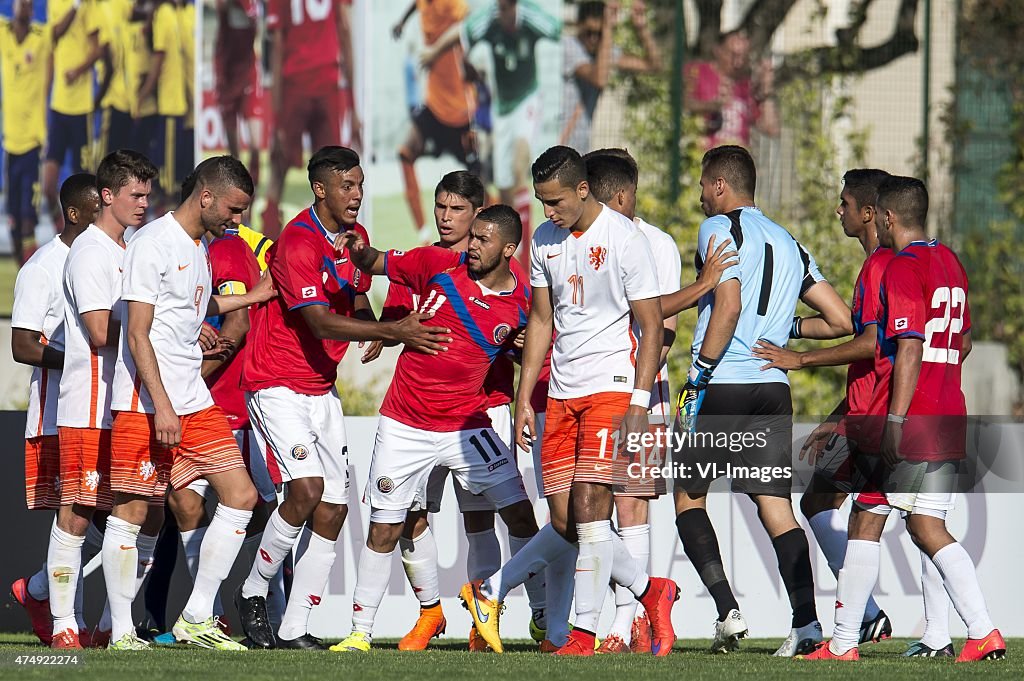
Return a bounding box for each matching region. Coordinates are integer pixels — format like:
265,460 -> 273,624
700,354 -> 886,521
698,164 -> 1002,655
302,286 -> 316,299
894,317 -> 908,331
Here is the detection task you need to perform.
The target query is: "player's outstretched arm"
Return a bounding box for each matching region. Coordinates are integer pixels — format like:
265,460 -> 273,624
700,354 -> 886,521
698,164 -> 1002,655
299,304 -> 451,355
207,270 -> 277,317
753,325 -> 875,371
125,301 -> 181,447
514,288 -> 554,451
661,235 -> 736,317
336,231 -> 386,274
795,280 -> 853,339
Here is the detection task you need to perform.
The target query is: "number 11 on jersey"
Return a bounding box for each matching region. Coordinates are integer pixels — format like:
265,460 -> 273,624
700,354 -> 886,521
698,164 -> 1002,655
569,274 -> 584,305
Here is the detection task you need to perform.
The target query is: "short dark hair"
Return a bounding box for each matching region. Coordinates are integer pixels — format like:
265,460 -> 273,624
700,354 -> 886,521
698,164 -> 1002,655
585,147 -> 638,178
308,146 -> 361,185
842,168 -> 890,209
435,170 -> 485,209
876,175 -> 928,228
584,152 -> 638,203
578,1 -> 604,23
186,155 -> 255,199
96,149 -> 158,196
59,173 -> 98,222
701,145 -> 756,197
532,145 -> 586,189
476,204 -> 522,246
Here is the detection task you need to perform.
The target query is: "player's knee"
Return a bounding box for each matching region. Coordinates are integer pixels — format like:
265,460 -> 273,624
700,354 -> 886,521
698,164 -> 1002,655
367,518 -> 404,553
222,481 -> 259,512
285,477 -> 325,514
168,489 -> 205,524
498,501 -> 537,538
462,510 -> 495,534
402,510 -> 429,540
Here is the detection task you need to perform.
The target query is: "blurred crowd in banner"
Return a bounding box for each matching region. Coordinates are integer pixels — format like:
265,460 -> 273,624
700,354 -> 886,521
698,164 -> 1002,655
0,0 -> 196,264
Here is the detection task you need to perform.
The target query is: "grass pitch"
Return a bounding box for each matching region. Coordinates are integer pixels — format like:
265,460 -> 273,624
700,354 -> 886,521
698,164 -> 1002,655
0,634 -> 1018,681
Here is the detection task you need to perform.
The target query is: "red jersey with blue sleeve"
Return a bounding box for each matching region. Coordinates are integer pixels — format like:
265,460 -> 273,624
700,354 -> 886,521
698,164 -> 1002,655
379,246 -> 530,431
381,255 -> 525,409
837,247 -> 894,439
205,234 -> 261,429
864,240 -> 970,459
241,207 -> 371,396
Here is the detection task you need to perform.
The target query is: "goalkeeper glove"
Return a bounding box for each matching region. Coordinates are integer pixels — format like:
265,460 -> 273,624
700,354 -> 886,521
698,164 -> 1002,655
676,354 -> 719,433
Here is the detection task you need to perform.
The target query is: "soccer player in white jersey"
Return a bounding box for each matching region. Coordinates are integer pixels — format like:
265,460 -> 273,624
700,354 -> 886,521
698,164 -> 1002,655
55,151 -> 160,650
10,174 -> 99,648
461,146 -> 679,656
107,156 -> 273,651
673,145 -> 852,656
582,149 -> 738,653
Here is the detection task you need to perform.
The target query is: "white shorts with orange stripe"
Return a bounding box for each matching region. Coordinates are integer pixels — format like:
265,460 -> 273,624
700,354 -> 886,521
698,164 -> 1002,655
25,435 -> 61,510
57,427 -> 114,510
110,406 -> 244,497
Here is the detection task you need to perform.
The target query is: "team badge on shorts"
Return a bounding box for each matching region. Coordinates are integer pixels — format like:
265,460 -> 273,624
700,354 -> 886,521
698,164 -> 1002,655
589,246 -> 607,270
492,323 -> 512,344
290,444 -> 309,461
85,470 -> 101,492
138,461 -> 156,481
376,476 -> 395,494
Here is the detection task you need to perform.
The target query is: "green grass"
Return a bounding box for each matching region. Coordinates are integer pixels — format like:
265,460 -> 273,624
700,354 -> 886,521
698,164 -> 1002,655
0,634 -> 1018,681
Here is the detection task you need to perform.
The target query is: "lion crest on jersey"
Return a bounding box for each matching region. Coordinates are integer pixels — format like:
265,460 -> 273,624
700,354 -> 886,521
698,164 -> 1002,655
291,445 -> 309,461
492,323 -> 512,345
589,246 -> 607,270
85,470 -> 101,492
138,461 -> 156,481
376,476 -> 395,494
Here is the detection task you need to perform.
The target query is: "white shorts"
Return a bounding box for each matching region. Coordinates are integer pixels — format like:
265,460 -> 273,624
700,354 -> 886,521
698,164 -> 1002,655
422,404 -> 514,513
246,386 -> 350,505
855,460 -> 959,520
492,93 -> 539,190
528,411 -> 546,495
184,428 -> 275,503
365,414 -> 525,513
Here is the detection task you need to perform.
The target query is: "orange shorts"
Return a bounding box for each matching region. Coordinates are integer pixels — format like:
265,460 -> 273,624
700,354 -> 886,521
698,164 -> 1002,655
57,427 -> 114,510
25,435 -> 61,510
615,421 -> 669,498
111,405 -> 244,497
540,392 -> 631,496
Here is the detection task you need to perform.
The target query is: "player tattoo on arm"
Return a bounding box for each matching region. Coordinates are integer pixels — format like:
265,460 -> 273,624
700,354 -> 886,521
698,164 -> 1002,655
125,301 -> 181,448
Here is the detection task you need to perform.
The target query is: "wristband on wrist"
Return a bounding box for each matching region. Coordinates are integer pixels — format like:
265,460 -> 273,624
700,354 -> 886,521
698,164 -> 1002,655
886,413 -> 906,424
790,316 -> 803,339
630,389 -> 651,408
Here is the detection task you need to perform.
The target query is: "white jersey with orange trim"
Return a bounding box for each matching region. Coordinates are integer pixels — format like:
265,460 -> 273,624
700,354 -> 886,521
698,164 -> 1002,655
112,212 -> 215,416
529,204 -> 660,399
58,225 -> 126,430
634,216 -> 681,420
13,236 -> 71,438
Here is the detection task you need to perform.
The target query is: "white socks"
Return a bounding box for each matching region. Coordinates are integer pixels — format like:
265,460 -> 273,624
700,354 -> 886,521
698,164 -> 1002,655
182,504 -> 252,624
351,546 -> 393,637
930,542 -> 995,639
608,523 -> 649,641
573,521 -> 616,632
278,528 -> 336,641
482,523 -> 572,602
544,543 -> 577,646
48,522 -> 85,636
808,509 -> 881,620
241,533 -> 285,629
830,539 -> 880,654
509,534 -> 546,613
242,509 -> 302,599
401,527 -> 440,606
181,526 -> 225,617
466,528 -> 501,582
78,522 -> 104,631
919,548 -> 952,648
102,515 -> 142,641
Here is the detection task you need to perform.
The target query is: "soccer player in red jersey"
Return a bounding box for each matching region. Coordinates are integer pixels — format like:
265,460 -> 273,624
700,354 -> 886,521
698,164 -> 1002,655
802,177 -> 1005,662
330,205 -> 540,654
756,169 -> 957,657
375,171 -> 545,651
214,0 -> 261,183
237,147 -> 450,649
261,0 -> 361,238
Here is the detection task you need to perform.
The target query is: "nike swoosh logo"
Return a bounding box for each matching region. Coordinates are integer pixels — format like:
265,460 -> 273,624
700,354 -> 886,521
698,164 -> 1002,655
652,641 -> 662,655
178,263 -> 190,271
978,639 -> 991,652
235,529 -> 246,535
472,586 -> 489,623
119,545 -> 135,551
546,253 -> 561,259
